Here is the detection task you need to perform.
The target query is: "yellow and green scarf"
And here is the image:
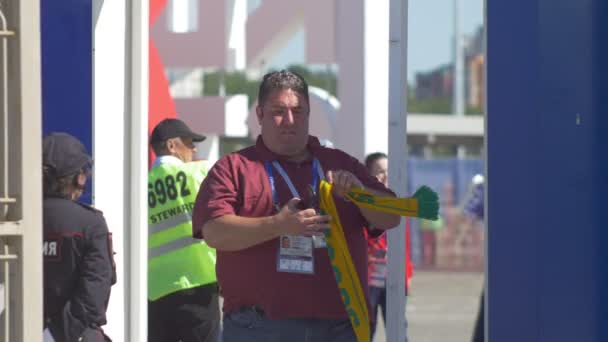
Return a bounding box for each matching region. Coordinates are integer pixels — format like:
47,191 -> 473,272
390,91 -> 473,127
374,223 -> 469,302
318,180 -> 439,342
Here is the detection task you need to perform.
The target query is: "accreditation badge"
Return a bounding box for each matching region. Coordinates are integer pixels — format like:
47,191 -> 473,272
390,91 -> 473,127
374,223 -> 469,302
277,235 -> 314,274
312,235 -> 327,248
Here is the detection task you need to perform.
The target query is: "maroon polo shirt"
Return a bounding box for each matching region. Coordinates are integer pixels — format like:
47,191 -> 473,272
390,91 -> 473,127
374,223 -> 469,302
192,135 -> 394,320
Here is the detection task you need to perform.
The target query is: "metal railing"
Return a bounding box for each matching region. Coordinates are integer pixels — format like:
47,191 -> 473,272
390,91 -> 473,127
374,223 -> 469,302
0,239 -> 17,342
0,5 -> 15,222
0,0 -> 44,340
0,5 -> 19,341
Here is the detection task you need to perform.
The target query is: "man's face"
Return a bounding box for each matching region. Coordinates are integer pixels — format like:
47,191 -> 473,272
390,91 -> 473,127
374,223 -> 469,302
256,88 -> 310,156
370,157 -> 389,186
167,136 -> 196,162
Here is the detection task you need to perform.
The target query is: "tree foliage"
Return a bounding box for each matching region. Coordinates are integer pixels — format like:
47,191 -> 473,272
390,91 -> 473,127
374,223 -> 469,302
200,65 -> 482,115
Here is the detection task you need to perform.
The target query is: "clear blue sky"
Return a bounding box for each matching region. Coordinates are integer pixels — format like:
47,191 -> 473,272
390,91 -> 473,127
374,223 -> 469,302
259,0 -> 484,83
408,0 -> 484,81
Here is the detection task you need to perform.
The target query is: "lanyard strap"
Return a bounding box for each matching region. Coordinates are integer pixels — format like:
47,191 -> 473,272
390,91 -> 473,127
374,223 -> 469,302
265,158 -> 324,208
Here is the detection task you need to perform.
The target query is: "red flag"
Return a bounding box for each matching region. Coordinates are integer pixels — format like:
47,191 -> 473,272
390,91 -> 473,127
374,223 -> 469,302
148,0 -> 176,168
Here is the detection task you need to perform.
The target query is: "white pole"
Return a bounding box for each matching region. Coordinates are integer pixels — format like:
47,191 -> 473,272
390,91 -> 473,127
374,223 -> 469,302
94,0 -> 148,339
363,0 -> 389,158
454,0 -> 466,158
126,0 -> 149,341
93,0 -> 127,339
453,0 -> 465,117
387,0 -> 408,341
20,0 -> 44,340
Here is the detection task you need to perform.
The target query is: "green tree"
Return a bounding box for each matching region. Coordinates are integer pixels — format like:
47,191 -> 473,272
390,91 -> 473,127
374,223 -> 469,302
286,65 -> 337,96
202,71 -> 221,96
201,65 -> 338,108
408,96 -> 452,114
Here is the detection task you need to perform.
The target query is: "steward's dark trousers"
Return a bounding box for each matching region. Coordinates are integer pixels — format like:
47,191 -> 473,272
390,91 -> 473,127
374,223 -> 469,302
149,283 -> 220,342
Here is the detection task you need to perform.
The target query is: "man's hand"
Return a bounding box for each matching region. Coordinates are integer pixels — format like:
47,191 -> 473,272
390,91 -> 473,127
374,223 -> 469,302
327,170 -> 364,198
274,198 -> 331,236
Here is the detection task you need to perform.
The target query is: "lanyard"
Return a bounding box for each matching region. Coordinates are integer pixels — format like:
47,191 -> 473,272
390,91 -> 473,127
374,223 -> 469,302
265,158 -> 324,210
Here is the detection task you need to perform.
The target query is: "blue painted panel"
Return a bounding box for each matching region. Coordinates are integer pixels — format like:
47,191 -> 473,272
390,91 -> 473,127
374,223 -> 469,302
536,1 -> 597,340
408,159 -> 454,196
406,158 -> 483,267
488,0 -> 603,341
486,0 -> 541,340
41,0 -> 93,202
594,1 -> 608,340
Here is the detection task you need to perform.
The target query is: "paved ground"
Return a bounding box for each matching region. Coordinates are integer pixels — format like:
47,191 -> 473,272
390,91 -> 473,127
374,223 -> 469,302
373,271 -> 484,342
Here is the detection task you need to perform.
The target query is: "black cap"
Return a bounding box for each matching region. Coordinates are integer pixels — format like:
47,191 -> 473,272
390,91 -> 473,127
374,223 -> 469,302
43,132 -> 92,177
150,118 -> 206,145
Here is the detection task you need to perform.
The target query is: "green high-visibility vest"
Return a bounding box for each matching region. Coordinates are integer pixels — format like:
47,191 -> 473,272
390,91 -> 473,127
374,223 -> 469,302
148,160 -> 217,301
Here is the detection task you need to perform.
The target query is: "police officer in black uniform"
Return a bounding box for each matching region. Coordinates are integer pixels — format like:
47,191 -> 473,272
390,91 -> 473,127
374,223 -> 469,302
42,132 -> 116,342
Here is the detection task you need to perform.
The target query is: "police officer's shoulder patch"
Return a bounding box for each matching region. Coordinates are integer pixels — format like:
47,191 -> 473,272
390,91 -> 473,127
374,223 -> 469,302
77,202 -> 104,215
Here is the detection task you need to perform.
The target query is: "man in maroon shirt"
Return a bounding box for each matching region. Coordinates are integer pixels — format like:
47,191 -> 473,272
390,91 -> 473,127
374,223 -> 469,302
193,70 -> 400,341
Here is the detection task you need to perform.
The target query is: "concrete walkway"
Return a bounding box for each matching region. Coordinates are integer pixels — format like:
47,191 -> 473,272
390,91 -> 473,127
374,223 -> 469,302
373,271 -> 484,342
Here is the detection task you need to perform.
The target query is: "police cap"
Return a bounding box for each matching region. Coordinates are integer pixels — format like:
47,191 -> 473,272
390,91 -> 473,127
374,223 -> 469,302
150,118 -> 206,145
43,132 -> 92,177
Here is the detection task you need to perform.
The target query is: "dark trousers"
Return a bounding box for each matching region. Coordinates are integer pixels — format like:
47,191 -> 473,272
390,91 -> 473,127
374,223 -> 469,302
46,323 -> 111,342
148,283 -> 220,342
369,286 -> 387,339
369,286 -> 409,341
471,290 -> 484,342
223,307 -> 356,342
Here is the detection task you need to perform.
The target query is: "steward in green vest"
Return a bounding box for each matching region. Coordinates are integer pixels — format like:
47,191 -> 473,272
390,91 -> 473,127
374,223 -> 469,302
148,118 -> 219,342
148,160 -> 217,299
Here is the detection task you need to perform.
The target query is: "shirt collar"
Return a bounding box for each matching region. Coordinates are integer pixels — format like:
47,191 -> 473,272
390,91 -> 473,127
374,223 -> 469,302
151,155 -> 184,168
254,135 -> 322,162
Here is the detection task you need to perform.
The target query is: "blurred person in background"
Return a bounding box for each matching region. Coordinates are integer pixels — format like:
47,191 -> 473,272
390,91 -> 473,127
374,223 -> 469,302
364,152 -> 413,341
42,132 -> 116,342
148,119 -> 219,342
464,174 -> 485,342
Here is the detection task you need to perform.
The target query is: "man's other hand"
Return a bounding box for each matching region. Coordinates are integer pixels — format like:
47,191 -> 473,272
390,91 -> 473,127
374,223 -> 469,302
274,198 -> 331,237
